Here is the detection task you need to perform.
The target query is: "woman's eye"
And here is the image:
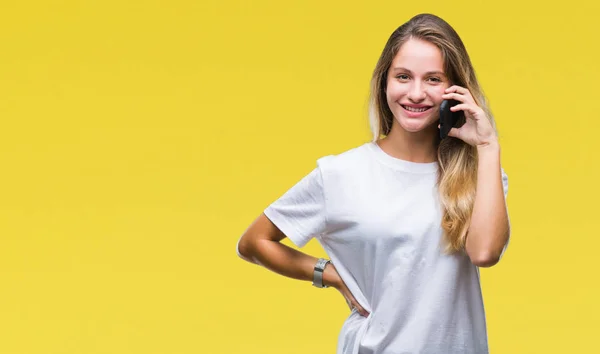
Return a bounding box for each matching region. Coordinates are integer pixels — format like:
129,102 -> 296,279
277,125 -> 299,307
428,77 -> 442,82
396,74 -> 410,80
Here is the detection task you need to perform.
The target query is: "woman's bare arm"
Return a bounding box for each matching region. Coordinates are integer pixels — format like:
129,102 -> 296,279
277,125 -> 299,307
236,213 -> 338,285
236,213 -> 370,316
465,142 -> 510,267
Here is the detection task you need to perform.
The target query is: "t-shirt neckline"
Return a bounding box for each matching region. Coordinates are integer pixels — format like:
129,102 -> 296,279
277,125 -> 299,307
366,141 -> 439,174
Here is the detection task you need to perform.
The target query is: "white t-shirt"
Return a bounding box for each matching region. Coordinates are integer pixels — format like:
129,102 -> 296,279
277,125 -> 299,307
261,141 -> 509,354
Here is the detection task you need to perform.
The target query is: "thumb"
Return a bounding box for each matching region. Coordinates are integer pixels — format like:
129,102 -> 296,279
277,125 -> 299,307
344,291 -> 370,317
447,127 -> 460,139
351,301 -> 370,317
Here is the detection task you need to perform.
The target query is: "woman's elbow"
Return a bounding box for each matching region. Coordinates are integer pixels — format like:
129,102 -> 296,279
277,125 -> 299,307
236,236 -> 254,262
467,229 -> 510,267
470,251 -> 500,267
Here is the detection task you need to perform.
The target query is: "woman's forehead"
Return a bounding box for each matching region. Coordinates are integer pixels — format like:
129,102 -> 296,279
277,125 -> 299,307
391,39 -> 444,73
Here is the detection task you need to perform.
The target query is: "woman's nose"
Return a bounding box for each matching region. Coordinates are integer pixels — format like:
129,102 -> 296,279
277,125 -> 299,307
407,83 -> 426,101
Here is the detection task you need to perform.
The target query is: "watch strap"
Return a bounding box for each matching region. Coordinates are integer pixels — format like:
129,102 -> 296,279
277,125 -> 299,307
312,258 -> 331,288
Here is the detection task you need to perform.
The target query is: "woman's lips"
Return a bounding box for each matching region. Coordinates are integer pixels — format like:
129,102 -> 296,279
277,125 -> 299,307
400,104 -> 433,118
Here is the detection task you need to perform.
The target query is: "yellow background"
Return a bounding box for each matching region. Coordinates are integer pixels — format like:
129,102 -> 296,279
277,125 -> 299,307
1,1 -> 598,353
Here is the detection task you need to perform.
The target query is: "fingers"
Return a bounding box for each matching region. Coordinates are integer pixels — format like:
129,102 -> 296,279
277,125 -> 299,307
445,85 -> 470,96
442,92 -> 474,105
335,271 -> 370,317
449,103 -> 471,113
449,103 -> 483,120
351,302 -> 370,317
443,86 -> 486,121
441,92 -> 464,101
343,291 -> 370,317
443,86 -> 474,104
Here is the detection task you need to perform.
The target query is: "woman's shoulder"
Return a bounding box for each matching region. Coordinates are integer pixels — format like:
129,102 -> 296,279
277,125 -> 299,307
317,141 -> 373,168
316,141 -> 374,179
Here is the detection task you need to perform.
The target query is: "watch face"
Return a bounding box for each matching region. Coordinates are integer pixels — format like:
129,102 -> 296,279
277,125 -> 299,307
316,258 -> 329,270
313,259 -> 331,288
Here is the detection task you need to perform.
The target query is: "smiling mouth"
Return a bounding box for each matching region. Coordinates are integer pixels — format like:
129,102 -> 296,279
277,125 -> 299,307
401,105 -> 432,113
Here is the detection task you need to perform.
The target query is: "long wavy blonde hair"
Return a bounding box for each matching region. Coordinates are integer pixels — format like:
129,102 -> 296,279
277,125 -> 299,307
368,13 -> 497,253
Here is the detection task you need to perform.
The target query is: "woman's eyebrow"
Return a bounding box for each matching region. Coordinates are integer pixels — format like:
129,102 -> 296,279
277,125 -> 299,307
391,67 -> 445,76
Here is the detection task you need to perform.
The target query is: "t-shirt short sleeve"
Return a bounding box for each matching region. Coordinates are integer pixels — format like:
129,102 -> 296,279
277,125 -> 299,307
501,167 -> 509,198
263,159 -> 329,248
499,167 -> 510,259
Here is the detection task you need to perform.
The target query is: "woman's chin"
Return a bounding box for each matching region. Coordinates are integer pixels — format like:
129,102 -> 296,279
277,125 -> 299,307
397,118 -> 436,134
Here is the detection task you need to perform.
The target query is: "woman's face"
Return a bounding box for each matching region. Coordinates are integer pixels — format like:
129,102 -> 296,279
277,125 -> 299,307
385,38 -> 450,134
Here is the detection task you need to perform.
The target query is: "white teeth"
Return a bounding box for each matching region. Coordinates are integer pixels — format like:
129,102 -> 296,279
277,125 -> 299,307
403,105 -> 429,112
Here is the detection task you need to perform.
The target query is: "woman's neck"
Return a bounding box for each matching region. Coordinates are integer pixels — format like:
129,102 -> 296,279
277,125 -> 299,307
376,122 -> 438,163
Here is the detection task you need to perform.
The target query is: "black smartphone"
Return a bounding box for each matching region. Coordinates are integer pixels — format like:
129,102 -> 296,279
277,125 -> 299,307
439,99 -> 461,139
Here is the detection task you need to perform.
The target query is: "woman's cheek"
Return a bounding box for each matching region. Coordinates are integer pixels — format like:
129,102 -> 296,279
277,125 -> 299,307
429,90 -> 445,104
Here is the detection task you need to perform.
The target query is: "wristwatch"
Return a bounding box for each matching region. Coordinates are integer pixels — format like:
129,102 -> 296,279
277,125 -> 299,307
312,258 -> 331,288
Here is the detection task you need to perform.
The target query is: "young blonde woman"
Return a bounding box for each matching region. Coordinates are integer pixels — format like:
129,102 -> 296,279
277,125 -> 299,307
236,13 -> 510,354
